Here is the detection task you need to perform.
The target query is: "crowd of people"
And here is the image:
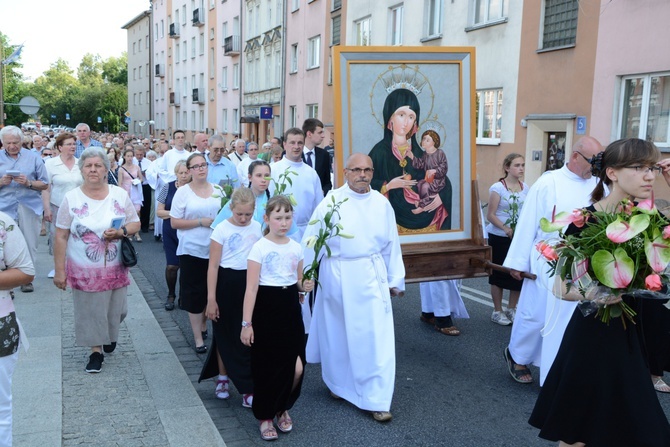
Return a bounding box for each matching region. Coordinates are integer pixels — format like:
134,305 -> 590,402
3,119 -> 670,445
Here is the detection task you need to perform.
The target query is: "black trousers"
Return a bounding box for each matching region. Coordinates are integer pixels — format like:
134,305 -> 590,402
140,184 -> 152,231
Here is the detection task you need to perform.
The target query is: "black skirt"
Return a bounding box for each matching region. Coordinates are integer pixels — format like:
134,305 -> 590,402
199,268 -> 253,394
529,300 -> 670,446
488,233 -> 523,291
178,254 -> 208,313
251,284 -> 305,420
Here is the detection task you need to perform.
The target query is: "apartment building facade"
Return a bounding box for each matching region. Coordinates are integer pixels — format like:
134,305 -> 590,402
122,10 -> 153,138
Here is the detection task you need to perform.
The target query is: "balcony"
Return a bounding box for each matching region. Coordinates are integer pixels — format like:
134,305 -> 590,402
155,64 -> 165,78
192,8 -> 204,26
169,92 -> 180,106
224,35 -> 241,55
169,23 -> 179,38
192,88 -> 205,104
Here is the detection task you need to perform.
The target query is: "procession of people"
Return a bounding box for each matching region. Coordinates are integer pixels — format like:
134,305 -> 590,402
3,119 -> 670,446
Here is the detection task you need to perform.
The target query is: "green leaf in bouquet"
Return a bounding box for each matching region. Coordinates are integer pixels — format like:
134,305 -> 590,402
605,214 -> 649,243
644,229 -> 670,273
592,248 -> 635,289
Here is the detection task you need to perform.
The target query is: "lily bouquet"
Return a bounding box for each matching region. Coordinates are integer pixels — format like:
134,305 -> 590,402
536,197 -> 670,325
211,183 -> 234,211
302,196 -> 353,284
268,169 -> 298,205
504,193 -> 521,233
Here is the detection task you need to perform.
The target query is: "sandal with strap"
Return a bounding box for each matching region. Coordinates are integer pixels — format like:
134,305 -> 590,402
504,347 -> 533,384
215,378 -> 230,399
260,420 -> 278,441
653,376 -> 670,393
276,411 -> 293,433
435,325 -> 460,336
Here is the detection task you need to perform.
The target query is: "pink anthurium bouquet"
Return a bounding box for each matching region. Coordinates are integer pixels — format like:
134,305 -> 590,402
536,198 -> 670,326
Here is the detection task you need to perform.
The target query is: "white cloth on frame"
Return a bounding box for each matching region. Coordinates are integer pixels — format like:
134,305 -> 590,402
419,280 -> 469,319
503,164 -> 597,385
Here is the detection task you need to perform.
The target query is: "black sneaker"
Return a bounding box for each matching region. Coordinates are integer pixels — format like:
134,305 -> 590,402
103,342 -> 117,353
85,352 -> 104,373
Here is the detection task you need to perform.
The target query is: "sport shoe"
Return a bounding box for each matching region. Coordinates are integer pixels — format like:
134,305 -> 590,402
242,393 -> 253,408
20,283 -> 34,293
85,352 -> 104,373
491,311 -> 512,326
47,269 -> 55,278
505,308 -> 516,323
215,378 -> 230,399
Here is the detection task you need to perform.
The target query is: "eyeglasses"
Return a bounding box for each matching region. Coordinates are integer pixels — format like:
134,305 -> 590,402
188,163 -> 208,171
626,165 -> 663,175
346,167 -> 374,174
574,151 -> 594,164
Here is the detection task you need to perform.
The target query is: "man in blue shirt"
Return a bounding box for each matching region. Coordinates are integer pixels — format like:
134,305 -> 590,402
0,126 -> 49,292
74,123 -> 102,158
206,134 -> 238,187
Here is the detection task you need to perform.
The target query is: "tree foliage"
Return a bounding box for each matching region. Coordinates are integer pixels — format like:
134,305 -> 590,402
1,32 -> 30,125
1,31 -> 128,133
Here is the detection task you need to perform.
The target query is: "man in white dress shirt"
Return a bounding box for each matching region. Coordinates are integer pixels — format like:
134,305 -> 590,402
236,142 -> 259,186
228,139 -> 248,167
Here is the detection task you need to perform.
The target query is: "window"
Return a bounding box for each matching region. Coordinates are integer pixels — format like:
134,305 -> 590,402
426,0 -> 443,36
472,0 -> 506,26
331,15 -> 341,45
291,0 -> 299,12
155,23 -> 159,40
192,111 -> 196,130
175,43 -> 180,63
200,110 -> 205,130
223,108 -> 228,132
138,39 -> 142,52
541,0 -> 578,50
332,0 -> 342,10
618,73 -> 670,149
290,44 -> 298,73
233,63 -> 240,89
306,104 -> 318,119
176,111 -> 181,128
182,77 -> 187,97
289,106 -> 297,127
222,22 -> 228,41
222,66 -> 228,90
389,5 -> 403,45
175,9 -> 180,26
182,40 -> 187,61
139,92 -> 143,105
307,36 -> 320,69
210,28 -> 215,40
133,93 -> 137,105
133,42 -> 136,54
191,37 -> 196,58
138,68 -> 142,79
133,68 -> 137,80
476,89 -> 503,144
275,49 -> 281,87
183,111 -> 187,128
146,36 -> 149,49
355,17 -> 371,46
146,64 -> 149,77
182,5 -> 187,24
199,33 -> 205,55
233,108 -> 240,133
209,49 -> 215,78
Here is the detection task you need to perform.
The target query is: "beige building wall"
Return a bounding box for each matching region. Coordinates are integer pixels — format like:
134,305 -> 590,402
513,0 -> 600,190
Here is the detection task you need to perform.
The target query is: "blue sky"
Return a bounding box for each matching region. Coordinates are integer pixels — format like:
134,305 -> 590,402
0,0 -> 147,81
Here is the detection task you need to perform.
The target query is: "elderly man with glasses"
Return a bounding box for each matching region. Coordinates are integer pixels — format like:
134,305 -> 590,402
205,135 -> 239,188
302,152 -> 405,423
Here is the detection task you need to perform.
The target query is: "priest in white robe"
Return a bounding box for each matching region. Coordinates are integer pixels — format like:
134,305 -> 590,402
503,136 -> 603,385
302,153 -> 405,422
270,128 -> 324,242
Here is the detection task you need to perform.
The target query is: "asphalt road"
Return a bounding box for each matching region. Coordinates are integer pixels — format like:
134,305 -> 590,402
134,236 -> 670,446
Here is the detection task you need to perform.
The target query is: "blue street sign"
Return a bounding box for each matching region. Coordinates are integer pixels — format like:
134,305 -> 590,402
50,114 -> 56,119
260,106 -> 273,120
97,116 -> 102,123
65,113 -> 70,120
124,117 -> 131,124
576,116 -> 586,135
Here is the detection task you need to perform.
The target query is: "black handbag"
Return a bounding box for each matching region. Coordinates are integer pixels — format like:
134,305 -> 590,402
120,236 -> 138,267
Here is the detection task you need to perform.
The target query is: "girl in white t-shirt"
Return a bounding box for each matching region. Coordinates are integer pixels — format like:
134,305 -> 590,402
201,188 -> 261,408
240,195 -> 314,441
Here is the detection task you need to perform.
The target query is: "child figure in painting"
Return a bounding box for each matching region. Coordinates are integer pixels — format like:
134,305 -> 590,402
406,130 -> 448,214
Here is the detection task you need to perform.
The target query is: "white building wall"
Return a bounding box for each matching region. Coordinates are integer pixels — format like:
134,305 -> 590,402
124,12 -> 152,138
153,1 -> 169,135
216,0 -> 243,140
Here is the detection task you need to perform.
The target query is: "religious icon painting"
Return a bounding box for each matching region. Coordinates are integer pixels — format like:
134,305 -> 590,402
333,47 -> 477,246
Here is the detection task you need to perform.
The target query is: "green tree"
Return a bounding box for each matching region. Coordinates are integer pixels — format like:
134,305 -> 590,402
0,32 -> 30,126
30,58 -> 78,126
102,53 -> 128,86
77,53 -> 103,87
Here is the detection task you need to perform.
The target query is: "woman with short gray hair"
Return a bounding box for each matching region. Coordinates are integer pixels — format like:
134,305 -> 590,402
53,147 -> 140,373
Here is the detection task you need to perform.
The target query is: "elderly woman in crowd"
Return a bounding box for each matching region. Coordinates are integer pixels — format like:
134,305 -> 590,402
53,147 -> 140,373
43,132 -> 82,278
156,160 -> 191,310
0,210 -> 35,445
169,153 -> 221,353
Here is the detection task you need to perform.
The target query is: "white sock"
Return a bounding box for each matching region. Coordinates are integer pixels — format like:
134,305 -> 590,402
218,374 -> 228,381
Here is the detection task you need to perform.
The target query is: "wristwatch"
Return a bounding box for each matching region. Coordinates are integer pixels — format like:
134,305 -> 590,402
122,226 -> 128,236
241,320 -> 252,328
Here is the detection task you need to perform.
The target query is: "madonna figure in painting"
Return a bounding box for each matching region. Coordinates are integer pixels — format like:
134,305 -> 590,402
369,88 -> 452,232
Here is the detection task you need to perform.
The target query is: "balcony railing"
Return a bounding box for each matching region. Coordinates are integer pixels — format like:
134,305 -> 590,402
192,8 -> 204,26
169,92 -> 180,106
169,23 -> 179,38
192,88 -> 205,104
224,35 -> 241,55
